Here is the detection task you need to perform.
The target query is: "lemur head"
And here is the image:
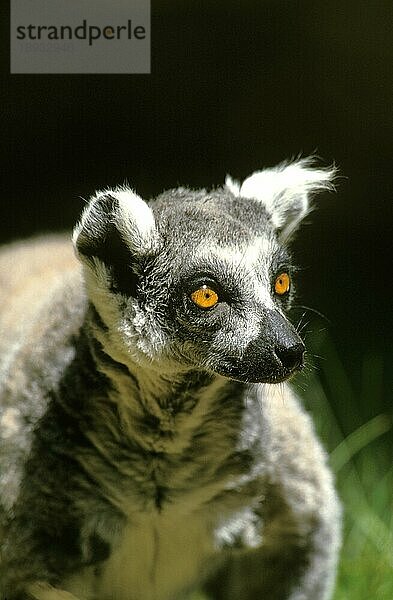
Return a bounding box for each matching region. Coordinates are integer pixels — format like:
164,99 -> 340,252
73,158 -> 335,384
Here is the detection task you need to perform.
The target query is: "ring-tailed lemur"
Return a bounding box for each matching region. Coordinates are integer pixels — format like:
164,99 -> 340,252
0,158 -> 341,600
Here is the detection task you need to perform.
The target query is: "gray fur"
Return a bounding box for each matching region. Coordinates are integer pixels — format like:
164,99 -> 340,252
0,159 -> 341,600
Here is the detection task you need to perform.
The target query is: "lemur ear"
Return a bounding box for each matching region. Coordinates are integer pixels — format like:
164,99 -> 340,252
226,158 -> 336,241
73,186 -> 159,295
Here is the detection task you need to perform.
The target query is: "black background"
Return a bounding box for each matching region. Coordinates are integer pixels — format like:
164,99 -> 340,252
2,1 -> 393,419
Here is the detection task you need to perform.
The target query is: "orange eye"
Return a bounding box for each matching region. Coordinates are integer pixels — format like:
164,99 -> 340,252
191,285 -> 219,309
274,273 -> 291,295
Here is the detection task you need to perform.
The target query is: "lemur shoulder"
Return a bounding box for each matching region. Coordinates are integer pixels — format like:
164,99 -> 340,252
0,158 -> 341,600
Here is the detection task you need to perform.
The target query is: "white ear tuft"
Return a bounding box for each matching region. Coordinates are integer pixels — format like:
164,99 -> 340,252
73,185 -> 158,262
230,157 -> 337,241
225,174 -> 241,196
111,186 -> 158,254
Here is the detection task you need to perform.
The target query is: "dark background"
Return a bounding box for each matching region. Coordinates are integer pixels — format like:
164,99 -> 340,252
2,1 -> 392,424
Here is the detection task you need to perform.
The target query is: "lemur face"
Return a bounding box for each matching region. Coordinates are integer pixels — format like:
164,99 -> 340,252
73,160 -> 335,383
151,192 -> 303,384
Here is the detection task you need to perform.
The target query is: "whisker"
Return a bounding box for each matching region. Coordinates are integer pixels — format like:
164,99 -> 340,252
291,304 -> 330,324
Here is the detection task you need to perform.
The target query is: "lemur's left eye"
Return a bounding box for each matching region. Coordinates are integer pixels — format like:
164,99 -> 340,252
274,273 -> 291,295
191,285 -> 219,309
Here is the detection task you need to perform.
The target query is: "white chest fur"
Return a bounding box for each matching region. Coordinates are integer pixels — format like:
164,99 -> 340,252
64,506 -> 220,600
100,510 -> 217,600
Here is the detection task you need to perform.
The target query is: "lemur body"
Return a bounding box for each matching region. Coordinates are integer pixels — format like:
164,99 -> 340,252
0,160 -> 341,600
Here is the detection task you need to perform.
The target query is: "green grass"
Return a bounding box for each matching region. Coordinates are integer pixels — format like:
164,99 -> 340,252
299,332 -> 393,600
193,331 -> 393,599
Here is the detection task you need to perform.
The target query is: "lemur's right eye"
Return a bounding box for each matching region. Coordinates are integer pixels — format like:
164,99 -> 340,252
190,285 -> 219,309
274,272 -> 291,296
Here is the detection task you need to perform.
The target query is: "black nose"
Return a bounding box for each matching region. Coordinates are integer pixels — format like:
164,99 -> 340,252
275,342 -> 305,372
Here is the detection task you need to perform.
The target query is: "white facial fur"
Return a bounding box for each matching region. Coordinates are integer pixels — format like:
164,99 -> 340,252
193,236 -> 279,362
194,237 -> 276,309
